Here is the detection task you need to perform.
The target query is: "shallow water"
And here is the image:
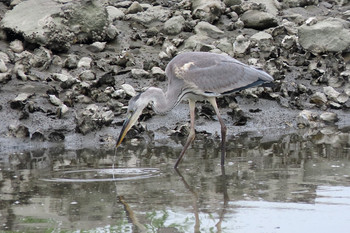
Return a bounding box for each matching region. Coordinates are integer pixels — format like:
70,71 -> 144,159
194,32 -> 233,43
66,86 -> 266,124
1,127 -> 350,233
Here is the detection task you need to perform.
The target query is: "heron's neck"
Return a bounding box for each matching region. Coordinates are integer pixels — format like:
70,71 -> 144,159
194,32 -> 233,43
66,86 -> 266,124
143,87 -> 179,114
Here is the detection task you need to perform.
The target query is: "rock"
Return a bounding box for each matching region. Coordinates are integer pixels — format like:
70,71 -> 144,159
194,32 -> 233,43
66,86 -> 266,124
10,93 -> 33,109
52,73 -> 77,89
1,0 -> 112,51
298,18 -> 350,54
296,110 -> 318,128
106,6 -> 125,21
224,0 -> 242,7
9,39 -> 24,53
191,0 -> 225,23
126,5 -> 171,25
233,35 -> 250,56
240,10 -> 278,30
151,67 -> 166,81
0,72 -> 11,84
281,35 -> 297,50
13,63 -> 27,80
121,83 -> 136,97
76,104 -> 114,134
323,86 -> 340,102
79,70 -> 96,81
0,59 -> 8,73
31,131 -> 46,141
57,104 -> 69,118
310,92 -> 327,106
87,42 -> 106,53
64,54 -> 79,69
48,131 -> 65,142
49,95 -> 63,106
8,124 -> 30,138
78,57 -> 92,68
126,1 -> 143,14
131,68 -> 150,79
320,112 -> 338,123
194,21 -> 224,38
250,31 -> 272,41
163,15 -> 186,35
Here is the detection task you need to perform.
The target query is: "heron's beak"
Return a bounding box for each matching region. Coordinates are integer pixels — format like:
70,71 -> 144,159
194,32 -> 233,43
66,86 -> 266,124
116,111 -> 140,148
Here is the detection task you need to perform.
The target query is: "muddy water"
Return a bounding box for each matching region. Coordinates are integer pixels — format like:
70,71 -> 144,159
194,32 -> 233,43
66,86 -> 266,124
1,128 -> 350,233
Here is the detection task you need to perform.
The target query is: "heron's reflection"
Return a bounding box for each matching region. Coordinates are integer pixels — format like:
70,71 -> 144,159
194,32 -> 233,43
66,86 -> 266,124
175,166 -> 230,233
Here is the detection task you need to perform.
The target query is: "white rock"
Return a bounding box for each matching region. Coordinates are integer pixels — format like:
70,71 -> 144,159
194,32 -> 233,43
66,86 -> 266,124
77,57 -> 92,68
106,6 -> 125,21
323,86 -> 340,102
0,59 -> 8,73
194,21 -> 224,38
49,94 -> 63,106
9,39 -> 24,53
320,112 -> 338,123
121,83 -> 136,97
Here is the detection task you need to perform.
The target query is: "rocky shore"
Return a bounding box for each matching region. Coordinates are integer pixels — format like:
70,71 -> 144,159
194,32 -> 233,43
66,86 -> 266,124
0,0 -> 350,150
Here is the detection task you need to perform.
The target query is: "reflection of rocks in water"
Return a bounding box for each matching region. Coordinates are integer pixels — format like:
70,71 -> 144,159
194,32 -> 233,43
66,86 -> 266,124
1,129 -> 350,231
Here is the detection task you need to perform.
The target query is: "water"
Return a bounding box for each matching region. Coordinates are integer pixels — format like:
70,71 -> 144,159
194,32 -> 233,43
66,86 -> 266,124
1,128 -> 350,233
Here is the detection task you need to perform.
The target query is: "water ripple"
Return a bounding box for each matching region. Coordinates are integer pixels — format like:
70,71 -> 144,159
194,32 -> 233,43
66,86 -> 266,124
41,168 -> 160,182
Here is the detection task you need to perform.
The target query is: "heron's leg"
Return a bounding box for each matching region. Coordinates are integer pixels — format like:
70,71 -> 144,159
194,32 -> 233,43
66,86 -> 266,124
174,99 -> 196,168
208,97 -> 227,166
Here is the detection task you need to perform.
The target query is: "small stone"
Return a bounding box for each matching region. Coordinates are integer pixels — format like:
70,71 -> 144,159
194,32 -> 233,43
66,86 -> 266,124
0,72 -> 12,84
296,110 -> 318,128
131,68 -> 150,79
163,15 -> 185,35
9,124 -> 30,138
79,70 -> 96,81
64,54 -> 79,69
0,59 -> 8,72
10,93 -> 32,109
126,1 -> 143,14
49,95 -> 63,106
151,67 -> 166,81
323,86 -> 340,102
87,42 -> 106,53
78,57 -> 92,68
57,104 -> 69,118
320,112 -> 338,123
240,10 -> 278,30
121,84 -> 136,97
281,35 -> 297,49
106,6 -> 125,21
233,35 -> 250,55
310,92 -> 327,105
9,39 -> 24,53
194,21 -> 224,38
31,131 -> 46,141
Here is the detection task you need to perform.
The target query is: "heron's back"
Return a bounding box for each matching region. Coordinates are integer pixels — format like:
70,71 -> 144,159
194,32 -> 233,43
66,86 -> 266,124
165,52 -> 273,97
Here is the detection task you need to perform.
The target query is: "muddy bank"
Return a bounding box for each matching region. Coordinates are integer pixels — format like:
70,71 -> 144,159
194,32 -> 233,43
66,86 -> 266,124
0,0 -> 350,150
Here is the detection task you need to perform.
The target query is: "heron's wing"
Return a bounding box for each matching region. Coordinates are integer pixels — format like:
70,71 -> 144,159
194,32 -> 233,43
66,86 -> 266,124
171,52 -> 273,96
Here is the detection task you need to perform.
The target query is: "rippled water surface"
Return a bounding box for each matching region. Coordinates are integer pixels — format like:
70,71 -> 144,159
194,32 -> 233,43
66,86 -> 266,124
1,128 -> 350,232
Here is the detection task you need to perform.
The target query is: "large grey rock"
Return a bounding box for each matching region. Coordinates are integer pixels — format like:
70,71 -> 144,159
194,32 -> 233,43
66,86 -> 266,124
194,21 -> 224,38
298,18 -> 350,54
192,0 -> 225,23
1,0 -> 114,51
163,15 -> 186,35
126,5 -> 171,25
240,10 -> 278,30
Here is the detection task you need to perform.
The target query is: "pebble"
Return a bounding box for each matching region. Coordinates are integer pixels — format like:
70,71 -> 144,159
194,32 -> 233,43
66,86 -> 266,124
121,84 -> 136,97
9,39 -> 24,53
87,42 -> 106,53
49,95 -> 63,106
0,59 -> 8,72
77,57 -> 92,68
320,112 -> 338,123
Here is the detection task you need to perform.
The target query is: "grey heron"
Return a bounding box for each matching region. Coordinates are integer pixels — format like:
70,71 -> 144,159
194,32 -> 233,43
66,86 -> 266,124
116,51 -> 273,168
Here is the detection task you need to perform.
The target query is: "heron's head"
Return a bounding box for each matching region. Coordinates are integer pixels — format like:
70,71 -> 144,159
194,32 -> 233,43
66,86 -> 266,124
116,93 -> 149,147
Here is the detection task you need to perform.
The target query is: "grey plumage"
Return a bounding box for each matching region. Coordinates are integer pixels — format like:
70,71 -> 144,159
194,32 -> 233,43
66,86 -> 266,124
116,51 -> 273,168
